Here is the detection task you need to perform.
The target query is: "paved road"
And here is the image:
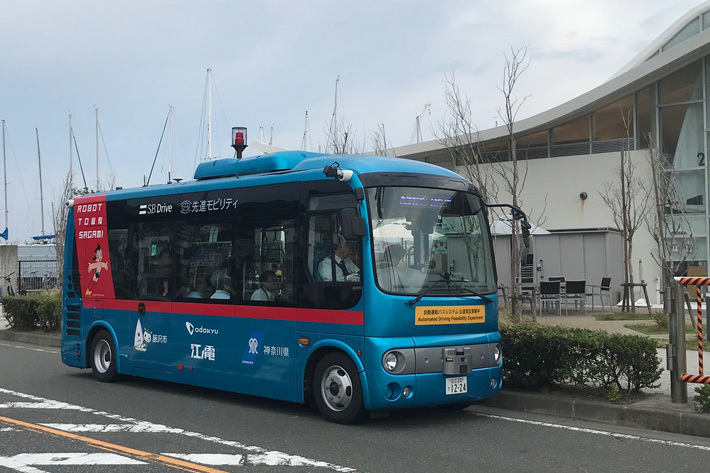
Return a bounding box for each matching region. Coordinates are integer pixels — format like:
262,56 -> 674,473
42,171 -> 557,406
3,339 -> 710,472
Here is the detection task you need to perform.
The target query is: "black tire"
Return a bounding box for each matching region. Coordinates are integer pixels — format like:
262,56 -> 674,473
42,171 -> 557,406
90,330 -> 117,382
313,352 -> 366,424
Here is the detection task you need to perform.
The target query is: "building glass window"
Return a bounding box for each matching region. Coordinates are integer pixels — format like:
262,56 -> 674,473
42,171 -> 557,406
636,85 -> 656,149
662,17 -> 700,52
516,130 -> 548,159
659,61 -> 702,104
660,103 -> 703,165
552,115 -> 589,144
592,96 -> 633,153
478,140 -> 510,163
550,115 -> 589,157
593,96 -> 633,141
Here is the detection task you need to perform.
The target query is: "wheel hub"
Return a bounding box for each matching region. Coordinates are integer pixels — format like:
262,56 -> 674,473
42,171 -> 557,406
321,365 -> 353,412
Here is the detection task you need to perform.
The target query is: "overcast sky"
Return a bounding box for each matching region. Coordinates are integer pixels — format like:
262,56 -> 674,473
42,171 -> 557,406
0,0 -> 705,243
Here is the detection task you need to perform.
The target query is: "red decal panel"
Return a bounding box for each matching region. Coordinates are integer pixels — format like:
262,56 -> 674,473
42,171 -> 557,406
88,299 -> 363,325
74,195 -> 115,299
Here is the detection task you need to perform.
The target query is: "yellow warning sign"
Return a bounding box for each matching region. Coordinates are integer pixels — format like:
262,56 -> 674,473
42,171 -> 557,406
415,306 -> 485,325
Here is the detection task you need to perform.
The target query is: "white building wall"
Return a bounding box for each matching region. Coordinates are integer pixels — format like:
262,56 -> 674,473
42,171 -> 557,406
465,149 -> 663,301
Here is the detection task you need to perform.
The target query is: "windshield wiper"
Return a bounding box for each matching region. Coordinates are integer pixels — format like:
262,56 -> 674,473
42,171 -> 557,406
407,272 -> 492,306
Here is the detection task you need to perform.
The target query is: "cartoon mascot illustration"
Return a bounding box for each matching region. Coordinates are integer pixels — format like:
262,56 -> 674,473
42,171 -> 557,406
86,243 -> 109,296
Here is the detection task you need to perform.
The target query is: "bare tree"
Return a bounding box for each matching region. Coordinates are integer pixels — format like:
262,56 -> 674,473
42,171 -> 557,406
600,110 -> 652,311
645,133 -> 695,290
491,46 -> 530,321
324,119 -> 361,155
52,174 -> 95,284
435,72 -> 497,203
371,123 -> 393,157
52,175 -> 73,283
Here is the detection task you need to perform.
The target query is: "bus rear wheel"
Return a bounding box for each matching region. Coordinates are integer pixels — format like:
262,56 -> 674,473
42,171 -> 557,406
90,330 -> 117,382
313,352 -> 365,424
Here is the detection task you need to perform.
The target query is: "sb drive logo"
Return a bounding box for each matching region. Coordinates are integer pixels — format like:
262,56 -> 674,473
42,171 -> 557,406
185,322 -> 219,336
139,203 -> 173,215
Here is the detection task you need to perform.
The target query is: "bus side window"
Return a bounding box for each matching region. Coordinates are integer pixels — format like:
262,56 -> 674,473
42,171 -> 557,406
107,227 -> 132,299
308,213 -> 362,283
174,222 -> 238,303
133,222 -> 173,300
238,219 -> 296,305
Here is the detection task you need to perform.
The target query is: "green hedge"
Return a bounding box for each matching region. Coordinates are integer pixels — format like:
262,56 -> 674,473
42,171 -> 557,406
2,294 -> 61,332
500,324 -> 662,394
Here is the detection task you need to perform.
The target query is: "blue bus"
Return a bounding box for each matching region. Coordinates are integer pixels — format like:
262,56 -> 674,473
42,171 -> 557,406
61,149 -> 528,423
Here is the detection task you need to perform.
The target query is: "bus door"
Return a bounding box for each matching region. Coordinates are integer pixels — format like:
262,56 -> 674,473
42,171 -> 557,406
128,222 -> 174,373
233,184 -> 301,401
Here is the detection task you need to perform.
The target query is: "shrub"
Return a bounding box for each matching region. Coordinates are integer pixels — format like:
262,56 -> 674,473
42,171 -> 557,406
1,294 -> 61,332
500,324 -> 662,394
653,311 -> 669,330
693,385 -> 710,413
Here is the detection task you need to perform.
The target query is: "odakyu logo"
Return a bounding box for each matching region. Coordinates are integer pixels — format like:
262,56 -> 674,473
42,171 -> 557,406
185,321 -> 219,336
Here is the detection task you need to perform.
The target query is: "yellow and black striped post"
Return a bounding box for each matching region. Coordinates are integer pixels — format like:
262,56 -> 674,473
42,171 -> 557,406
698,286 -> 704,376
677,277 -> 710,384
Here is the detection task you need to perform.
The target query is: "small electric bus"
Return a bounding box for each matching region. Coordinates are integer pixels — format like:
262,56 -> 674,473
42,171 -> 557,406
61,149 -> 527,423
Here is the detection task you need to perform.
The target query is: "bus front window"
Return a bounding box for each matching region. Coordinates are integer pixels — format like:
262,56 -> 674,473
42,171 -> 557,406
367,186 -> 496,296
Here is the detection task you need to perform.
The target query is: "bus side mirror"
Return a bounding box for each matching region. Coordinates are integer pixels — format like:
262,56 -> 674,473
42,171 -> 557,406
340,208 -> 366,239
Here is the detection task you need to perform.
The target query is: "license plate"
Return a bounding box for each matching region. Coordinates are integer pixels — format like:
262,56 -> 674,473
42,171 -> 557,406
445,376 -> 467,395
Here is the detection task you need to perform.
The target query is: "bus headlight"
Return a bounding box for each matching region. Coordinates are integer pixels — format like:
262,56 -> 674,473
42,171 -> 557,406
384,352 -> 398,372
493,344 -> 501,362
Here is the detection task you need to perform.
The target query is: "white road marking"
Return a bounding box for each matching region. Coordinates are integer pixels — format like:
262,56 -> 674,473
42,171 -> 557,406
474,411 -> 710,452
0,427 -> 14,432
0,453 -> 144,473
0,388 -> 355,472
0,342 -> 59,354
0,402 -> 87,410
41,423 -> 184,433
164,452 -> 354,468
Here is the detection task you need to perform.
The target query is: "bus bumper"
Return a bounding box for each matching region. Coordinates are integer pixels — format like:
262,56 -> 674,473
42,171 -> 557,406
363,336 -> 503,411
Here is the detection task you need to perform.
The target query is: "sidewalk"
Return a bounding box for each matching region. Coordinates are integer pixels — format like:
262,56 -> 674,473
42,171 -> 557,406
492,312 -> 709,437
1,313 -> 709,437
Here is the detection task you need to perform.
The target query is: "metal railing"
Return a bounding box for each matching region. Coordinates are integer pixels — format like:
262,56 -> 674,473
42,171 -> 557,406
17,259 -> 59,292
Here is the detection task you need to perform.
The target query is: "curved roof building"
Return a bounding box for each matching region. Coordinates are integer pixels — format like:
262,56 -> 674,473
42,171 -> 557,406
392,1 -> 710,301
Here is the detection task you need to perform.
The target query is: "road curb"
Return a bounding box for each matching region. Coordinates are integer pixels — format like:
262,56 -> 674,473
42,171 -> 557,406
3,327 -> 709,438
486,389 -> 710,438
0,329 -> 61,348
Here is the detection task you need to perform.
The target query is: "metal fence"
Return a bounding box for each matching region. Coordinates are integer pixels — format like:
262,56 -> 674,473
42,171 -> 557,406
17,259 -> 59,292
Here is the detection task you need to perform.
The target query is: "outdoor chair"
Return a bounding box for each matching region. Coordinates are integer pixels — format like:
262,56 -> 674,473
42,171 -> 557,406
538,281 -> 562,316
564,280 -> 586,314
586,277 -> 612,311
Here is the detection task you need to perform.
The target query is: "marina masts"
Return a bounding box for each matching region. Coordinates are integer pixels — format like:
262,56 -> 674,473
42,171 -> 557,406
35,128 -> 45,235
1,120 -> 7,240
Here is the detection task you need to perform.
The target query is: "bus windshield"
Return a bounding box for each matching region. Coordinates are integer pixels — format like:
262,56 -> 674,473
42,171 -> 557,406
368,186 -> 495,296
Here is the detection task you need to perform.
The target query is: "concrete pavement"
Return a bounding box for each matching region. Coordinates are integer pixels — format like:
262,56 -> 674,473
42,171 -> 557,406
1,313 -> 709,437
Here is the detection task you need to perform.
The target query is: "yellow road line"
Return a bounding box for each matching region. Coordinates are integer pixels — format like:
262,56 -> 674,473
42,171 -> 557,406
0,415 -> 229,473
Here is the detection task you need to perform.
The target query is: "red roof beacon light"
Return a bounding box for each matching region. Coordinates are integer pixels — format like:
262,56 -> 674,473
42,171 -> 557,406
231,127 -> 248,159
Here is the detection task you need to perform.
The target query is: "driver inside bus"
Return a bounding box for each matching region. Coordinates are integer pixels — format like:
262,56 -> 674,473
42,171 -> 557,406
319,240 -> 360,282
380,244 -> 424,291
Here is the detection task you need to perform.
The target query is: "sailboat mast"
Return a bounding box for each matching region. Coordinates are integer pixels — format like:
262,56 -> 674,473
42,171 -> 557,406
207,68 -> 212,161
69,114 -> 73,188
168,105 -> 173,178
35,128 -> 45,235
2,120 -> 7,237
95,107 -> 99,191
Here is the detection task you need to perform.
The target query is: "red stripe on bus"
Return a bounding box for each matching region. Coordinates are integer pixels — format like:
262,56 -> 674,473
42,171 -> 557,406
82,299 -> 364,325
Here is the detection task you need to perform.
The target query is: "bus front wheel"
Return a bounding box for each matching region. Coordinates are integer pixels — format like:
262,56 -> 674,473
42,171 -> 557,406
90,330 -> 117,382
313,352 -> 365,424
